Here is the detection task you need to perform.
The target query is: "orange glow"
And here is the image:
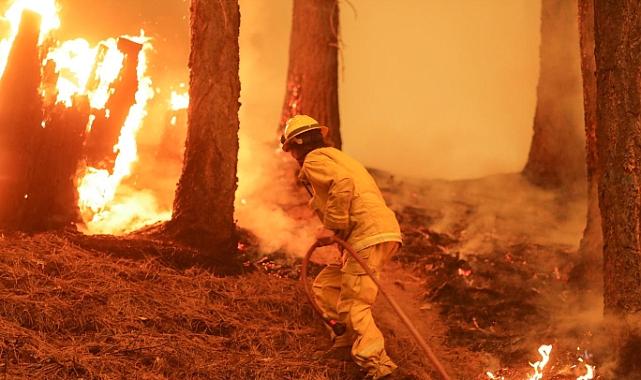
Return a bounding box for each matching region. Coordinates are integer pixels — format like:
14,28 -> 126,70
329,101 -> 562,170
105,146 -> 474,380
75,33 -> 160,234
0,0 -> 60,75
45,37 -> 126,109
486,345 -> 594,380
527,344 -> 552,380
2,0 -> 167,234
46,32 -> 156,232
170,89 -> 189,111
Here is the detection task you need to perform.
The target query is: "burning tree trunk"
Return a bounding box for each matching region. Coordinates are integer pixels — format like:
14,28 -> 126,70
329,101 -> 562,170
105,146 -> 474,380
22,101 -> 87,231
571,0 -> 602,297
164,0 -> 240,257
279,0 -> 341,150
0,10 -> 43,229
594,0 -> 641,374
84,38 -> 142,172
522,0 -> 586,189
0,10 -> 88,232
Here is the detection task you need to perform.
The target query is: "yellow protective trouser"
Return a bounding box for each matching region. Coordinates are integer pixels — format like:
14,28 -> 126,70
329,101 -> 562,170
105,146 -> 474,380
312,241 -> 400,380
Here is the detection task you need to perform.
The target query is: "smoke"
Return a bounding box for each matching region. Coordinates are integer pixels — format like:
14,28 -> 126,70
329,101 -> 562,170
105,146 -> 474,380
50,0 -> 586,254
381,170 -> 588,263
338,0 -> 542,180
233,0 -> 545,181
234,134 -> 335,259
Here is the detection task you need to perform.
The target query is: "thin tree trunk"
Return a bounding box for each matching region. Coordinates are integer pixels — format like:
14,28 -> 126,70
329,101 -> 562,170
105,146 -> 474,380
166,0 -> 240,257
279,0 -> 341,150
594,0 -> 641,374
572,0 -> 602,296
522,0 -> 586,189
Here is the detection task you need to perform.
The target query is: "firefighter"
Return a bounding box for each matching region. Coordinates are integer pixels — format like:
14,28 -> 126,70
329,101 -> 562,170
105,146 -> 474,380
280,115 -> 403,380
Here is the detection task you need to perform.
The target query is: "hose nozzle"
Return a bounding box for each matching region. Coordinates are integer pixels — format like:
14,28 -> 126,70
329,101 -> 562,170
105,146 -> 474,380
325,317 -> 346,336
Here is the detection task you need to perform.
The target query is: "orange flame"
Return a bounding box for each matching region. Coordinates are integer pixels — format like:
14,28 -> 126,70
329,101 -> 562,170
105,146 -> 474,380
45,37 -> 126,109
73,33 -> 165,234
576,358 -> 594,380
527,344 -> 552,380
1,2 -> 171,234
486,344 -> 595,380
0,0 -> 60,75
170,89 -> 189,111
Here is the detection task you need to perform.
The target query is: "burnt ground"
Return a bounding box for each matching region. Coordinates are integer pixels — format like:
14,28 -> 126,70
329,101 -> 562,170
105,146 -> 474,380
0,171 -> 611,380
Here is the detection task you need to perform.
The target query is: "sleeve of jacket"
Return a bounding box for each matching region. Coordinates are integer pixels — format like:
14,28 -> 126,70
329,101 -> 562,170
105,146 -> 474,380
303,155 -> 354,230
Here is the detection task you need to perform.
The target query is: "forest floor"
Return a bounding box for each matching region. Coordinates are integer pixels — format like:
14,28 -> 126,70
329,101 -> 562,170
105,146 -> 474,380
0,169 -> 612,380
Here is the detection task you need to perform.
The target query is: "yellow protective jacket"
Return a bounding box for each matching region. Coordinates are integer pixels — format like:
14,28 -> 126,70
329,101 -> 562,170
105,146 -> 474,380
298,147 -> 403,252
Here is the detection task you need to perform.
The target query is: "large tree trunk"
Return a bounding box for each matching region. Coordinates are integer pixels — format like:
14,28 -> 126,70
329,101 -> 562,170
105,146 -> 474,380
166,0 -> 240,257
572,0 -> 602,296
279,0 -> 341,150
594,0 -> 641,375
522,0 -> 586,189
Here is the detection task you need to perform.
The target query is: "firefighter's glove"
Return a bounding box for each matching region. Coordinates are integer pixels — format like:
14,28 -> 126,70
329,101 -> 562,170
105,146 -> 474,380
316,236 -> 336,247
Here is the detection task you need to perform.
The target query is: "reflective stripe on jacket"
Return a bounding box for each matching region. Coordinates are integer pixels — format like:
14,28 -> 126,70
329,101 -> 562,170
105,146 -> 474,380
298,147 -> 403,252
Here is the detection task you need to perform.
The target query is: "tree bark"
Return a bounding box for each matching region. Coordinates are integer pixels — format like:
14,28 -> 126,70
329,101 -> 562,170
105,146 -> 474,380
166,0 -> 240,256
0,10 -> 92,232
279,0 -> 341,150
594,0 -> 641,316
0,10 -> 43,229
572,0 -> 602,296
22,101 -> 87,232
522,0 -> 586,189
594,5 -> 641,373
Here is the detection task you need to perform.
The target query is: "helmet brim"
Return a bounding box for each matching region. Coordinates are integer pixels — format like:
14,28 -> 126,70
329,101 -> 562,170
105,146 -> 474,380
281,125 -> 328,152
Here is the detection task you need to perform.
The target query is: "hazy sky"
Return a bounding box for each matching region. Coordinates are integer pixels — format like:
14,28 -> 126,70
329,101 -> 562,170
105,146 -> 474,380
52,0 -> 543,181
239,0 -> 543,180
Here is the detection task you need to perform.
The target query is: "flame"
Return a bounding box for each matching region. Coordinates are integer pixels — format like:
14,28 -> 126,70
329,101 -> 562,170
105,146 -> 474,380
527,344 -> 552,380
486,345 -> 595,380
576,358 -> 594,380
49,32 -> 156,231
74,33 -> 161,234
170,89 -> 189,110
0,0 -> 60,75
1,0 -> 171,234
45,37 -> 126,108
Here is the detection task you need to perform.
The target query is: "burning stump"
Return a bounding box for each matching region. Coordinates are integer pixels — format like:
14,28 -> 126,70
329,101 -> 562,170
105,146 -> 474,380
84,37 -> 142,173
0,9 -> 45,229
0,10 -> 145,232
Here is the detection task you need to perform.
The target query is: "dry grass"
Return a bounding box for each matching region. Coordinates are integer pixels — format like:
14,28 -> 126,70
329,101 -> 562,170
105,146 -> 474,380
0,231 -> 370,380
0,171 -> 606,380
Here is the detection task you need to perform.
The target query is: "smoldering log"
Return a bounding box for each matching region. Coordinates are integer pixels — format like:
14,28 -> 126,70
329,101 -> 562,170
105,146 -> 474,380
0,9 -> 44,228
84,37 -> 142,173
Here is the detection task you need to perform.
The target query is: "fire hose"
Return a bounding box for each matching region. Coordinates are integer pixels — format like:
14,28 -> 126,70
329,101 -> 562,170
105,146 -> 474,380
301,236 -> 453,380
